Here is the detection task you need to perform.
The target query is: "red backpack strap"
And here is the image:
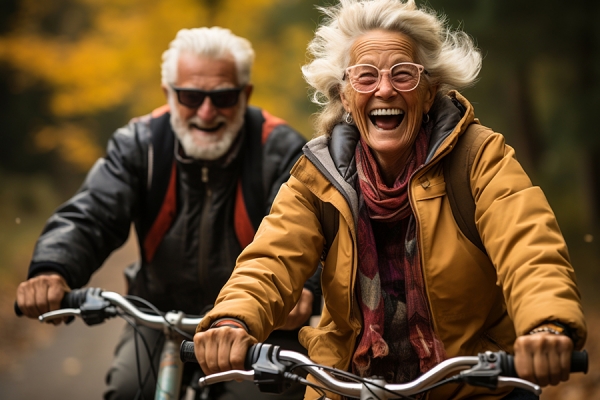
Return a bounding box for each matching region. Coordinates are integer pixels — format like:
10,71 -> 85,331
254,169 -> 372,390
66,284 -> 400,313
260,109 -> 286,144
234,180 -> 256,249
143,161 -> 177,262
151,104 -> 170,118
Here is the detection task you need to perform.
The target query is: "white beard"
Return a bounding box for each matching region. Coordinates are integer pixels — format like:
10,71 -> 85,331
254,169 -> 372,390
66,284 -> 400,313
169,95 -> 246,160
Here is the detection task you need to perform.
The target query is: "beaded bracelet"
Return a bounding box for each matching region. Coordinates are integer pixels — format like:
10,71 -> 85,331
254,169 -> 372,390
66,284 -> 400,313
212,320 -> 245,330
528,325 -> 562,335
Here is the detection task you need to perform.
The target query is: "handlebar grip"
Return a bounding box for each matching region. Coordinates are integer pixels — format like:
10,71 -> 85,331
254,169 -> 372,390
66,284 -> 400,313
179,340 -> 261,368
569,350 -> 588,374
14,301 -> 23,317
502,350 -> 588,376
14,288 -> 95,317
180,340 -> 197,363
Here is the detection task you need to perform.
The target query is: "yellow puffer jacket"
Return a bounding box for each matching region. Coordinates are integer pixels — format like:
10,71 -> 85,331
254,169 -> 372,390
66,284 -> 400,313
198,92 -> 586,399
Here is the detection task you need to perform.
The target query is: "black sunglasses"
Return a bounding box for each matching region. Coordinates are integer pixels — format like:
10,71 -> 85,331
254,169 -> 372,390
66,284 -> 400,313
170,85 -> 244,108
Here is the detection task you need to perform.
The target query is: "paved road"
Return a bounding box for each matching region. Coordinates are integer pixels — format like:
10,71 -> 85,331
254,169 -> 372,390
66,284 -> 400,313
0,236 -> 138,400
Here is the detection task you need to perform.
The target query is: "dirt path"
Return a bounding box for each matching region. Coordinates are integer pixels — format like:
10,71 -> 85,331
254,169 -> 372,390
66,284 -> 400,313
0,235 -> 137,399
1,233 -> 599,399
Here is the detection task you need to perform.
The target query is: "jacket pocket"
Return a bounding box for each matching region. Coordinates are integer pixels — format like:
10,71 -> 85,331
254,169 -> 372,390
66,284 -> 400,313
299,325 -> 352,370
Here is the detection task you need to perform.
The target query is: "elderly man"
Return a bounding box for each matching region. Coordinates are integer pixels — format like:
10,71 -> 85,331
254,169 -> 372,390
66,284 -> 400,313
16,27 -> 317,399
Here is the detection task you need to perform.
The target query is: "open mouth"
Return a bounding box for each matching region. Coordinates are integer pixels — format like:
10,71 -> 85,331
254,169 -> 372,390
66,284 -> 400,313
190,122 -> 225,133
369,108 -> 405,130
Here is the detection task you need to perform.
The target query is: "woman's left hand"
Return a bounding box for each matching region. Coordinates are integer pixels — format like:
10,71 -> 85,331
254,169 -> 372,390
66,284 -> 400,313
280,288 -> 314,330
513,332 -> 574,386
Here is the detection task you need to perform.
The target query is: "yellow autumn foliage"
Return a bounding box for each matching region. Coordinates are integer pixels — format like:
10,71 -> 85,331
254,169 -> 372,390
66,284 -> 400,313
34,124 -> 103,171
0,0 -> 319,172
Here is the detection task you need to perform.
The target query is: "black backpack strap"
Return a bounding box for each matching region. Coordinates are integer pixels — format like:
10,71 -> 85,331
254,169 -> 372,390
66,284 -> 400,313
145,113 -> 176,224
240,106 -> 266,230
443,123 -> 493,255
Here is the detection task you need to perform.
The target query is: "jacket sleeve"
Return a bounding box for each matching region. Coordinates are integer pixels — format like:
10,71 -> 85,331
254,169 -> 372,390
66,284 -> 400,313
28,121 -> 147,289
263,124 -> 322,315
197,174 -> 324,341
472,131 -> 586,348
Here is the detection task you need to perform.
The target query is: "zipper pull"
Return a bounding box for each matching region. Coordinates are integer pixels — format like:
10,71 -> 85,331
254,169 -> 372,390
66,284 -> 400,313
201,166 -> 209,183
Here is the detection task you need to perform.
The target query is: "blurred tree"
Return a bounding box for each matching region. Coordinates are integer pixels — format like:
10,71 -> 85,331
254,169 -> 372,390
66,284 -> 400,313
0,0 -> 209,178
428,0 -> 600,290
0,0 -> 328,180
1,0 -> 598,277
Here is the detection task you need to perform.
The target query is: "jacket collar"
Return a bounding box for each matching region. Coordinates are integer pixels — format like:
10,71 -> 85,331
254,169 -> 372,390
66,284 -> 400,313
302,91 -> 475,221
311,91 -> 474,179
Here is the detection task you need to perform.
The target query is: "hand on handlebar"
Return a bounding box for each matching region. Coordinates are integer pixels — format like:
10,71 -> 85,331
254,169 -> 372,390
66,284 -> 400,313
280,288 -> 314,330
513,332 -> 574,387
16,272 -> 70,325
193,326 -> 257,376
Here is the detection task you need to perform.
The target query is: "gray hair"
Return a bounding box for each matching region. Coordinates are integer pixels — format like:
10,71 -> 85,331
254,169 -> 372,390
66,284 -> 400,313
302,0 -> 482,136
161,27 -> 255,86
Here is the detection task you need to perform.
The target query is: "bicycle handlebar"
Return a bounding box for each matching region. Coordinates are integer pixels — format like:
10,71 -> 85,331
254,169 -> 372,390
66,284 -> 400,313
15,287 -> 203,332
179,340 -> 588,398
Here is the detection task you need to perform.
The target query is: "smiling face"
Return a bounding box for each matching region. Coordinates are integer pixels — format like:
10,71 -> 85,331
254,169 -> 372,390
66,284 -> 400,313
164,52 -> 253,160
341,30 -> 437,177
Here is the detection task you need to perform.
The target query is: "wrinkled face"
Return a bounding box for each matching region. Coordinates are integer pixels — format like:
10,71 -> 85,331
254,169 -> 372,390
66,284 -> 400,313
341,30 -> 436,162
165,53 -> 252,160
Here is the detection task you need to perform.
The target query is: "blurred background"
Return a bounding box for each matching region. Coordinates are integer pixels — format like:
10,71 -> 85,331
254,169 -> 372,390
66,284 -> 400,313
0,0 -> 598,398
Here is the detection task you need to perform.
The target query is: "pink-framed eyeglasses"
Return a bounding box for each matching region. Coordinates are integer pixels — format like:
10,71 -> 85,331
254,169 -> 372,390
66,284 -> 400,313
344,62 -> 427,93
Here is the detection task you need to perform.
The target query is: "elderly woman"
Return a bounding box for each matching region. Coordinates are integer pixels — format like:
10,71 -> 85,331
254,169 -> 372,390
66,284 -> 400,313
194,0 -> 586,399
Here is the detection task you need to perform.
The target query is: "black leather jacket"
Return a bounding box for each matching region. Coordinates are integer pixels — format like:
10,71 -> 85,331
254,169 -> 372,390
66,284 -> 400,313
28,106 -> 320,318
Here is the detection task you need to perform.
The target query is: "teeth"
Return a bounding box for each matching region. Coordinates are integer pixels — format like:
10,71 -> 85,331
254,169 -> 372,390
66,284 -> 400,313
369,109 -> 403,116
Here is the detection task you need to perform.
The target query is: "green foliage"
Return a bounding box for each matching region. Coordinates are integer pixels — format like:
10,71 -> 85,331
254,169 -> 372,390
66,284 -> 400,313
427,0 -> 600,291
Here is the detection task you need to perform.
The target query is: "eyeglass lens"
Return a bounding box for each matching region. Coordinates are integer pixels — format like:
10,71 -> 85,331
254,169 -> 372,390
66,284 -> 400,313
346,63 -> 422,93
175,88 -> 242,108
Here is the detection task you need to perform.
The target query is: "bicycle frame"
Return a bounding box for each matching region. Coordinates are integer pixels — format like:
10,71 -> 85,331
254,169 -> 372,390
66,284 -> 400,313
156,333 -> 184,399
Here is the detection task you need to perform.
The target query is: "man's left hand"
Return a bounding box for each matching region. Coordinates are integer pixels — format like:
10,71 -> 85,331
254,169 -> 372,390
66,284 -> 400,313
280,288 -> 314,330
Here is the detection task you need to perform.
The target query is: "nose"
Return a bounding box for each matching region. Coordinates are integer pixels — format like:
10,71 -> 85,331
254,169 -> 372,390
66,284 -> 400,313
375,71 -> 397,99
197,96 -> 218,122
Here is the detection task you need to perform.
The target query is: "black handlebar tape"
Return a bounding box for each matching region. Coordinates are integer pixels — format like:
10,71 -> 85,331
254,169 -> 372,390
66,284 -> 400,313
502,350 -> 588,376
14,287 -> 93,317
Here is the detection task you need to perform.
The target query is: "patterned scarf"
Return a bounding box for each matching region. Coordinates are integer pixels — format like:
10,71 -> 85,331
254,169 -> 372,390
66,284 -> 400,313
352,129 -> 446,380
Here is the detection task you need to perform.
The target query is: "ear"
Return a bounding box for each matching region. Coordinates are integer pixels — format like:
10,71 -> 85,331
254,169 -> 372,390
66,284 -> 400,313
423,83 -> 438,114
340,85 -> 351,113
244,84 -> 254,103
161,84 -> 169,100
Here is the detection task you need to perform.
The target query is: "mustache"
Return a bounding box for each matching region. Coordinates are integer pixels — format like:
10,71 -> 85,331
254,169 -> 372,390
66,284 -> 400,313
186,115 -> 228,129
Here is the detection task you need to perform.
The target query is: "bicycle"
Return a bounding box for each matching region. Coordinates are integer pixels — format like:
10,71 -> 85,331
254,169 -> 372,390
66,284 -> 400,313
15,287 -> 204,400
179,340 -> 588,399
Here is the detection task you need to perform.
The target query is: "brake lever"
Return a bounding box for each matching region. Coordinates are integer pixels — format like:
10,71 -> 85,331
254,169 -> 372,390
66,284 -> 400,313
198,370 -> 255,387
457,351 -> 541,395
497,377 -> 541,395
39,308 -> 81,322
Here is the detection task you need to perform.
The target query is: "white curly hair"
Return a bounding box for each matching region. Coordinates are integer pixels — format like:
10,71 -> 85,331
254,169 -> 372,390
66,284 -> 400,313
302,0 -> 482,136
161,27 -> 255,87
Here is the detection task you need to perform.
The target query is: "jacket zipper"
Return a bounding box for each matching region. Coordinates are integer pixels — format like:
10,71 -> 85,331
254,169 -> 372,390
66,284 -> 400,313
198,165 -> 212,288
406,144 -> 455,335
